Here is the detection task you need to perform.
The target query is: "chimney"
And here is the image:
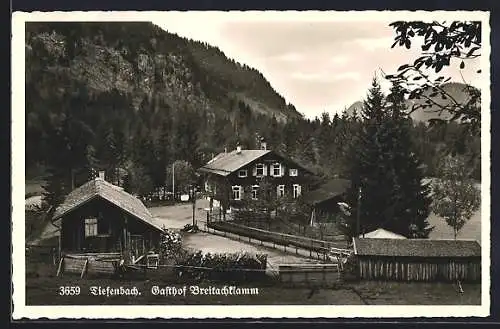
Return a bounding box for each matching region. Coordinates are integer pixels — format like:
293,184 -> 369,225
236,145 -> 242,154
260,141 -> 267,150
98,171 -> 105,180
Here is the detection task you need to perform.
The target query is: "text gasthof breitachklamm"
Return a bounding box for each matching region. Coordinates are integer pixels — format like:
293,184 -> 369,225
150,285 -> 260,297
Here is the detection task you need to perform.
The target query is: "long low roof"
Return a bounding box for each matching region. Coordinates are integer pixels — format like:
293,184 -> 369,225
52,178 -> 164,232
302,178 -> 351,205
353,238 -> 481,258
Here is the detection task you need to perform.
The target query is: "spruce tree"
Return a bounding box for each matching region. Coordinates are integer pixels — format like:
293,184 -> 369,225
384,84 -> 433,238
345,78 -> 433,238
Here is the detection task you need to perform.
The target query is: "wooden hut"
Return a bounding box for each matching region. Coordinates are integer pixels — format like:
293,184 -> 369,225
302,179 -> 351,224
352,238 -> 481,282
52,176 -> 164,276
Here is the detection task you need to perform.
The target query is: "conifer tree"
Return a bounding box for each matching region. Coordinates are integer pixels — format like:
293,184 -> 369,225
345,78 -> 433,238
384,84 -> 433,237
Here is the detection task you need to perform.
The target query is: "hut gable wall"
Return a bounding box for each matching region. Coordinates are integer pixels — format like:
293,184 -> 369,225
61,197 -> 161,254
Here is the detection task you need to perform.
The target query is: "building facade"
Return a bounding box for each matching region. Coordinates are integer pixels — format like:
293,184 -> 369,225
198,145 -> 315,214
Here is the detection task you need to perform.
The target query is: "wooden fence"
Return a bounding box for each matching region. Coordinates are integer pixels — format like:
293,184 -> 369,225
206,221 -> 352,262
278,263 -> 342,287
57,253 -> 122,277
358,256 -> 481,282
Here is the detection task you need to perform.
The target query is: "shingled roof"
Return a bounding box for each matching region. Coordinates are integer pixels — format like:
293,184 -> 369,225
199,149 -> 313,177
303,178 -> 351,205
199,149 -> 270,176
52,178 -> 163,232
353,238 -> 481,258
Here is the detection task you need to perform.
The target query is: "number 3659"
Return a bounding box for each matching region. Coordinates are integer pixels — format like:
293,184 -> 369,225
59,286 -> 81,296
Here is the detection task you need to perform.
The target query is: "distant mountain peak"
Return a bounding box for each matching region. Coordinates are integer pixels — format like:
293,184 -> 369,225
344,82 -> 477,123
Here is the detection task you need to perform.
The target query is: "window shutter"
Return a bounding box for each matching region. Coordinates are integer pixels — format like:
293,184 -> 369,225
280,163 -> 284,177
263,165 -> 268,176
298,185 -> 302,196
252,166 -> 257,176
240,186 -> 244,199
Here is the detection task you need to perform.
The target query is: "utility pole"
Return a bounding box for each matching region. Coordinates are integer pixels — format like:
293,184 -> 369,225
172,162 -> 175,201
192,186 -> 196,227
356,186 -> 362,238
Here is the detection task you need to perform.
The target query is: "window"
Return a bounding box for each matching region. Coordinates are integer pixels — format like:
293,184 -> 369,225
272,163 -> 282,177
277,185 -> 285,198
237,169 -> 248,178
255,163 -> 265,177
289,168 -> 298,177
232,185 -> 242,200
252,185 -> 259,200
292,184 -> 302,198
85,218 -> 98,237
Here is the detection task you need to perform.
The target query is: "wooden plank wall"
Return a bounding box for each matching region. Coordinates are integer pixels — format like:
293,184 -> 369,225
279,264 -> 341,287
62,254 -> 119,276
358,257 -> 481,282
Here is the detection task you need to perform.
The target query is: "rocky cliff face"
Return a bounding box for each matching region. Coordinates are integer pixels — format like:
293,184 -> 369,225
25,22 -> 301,123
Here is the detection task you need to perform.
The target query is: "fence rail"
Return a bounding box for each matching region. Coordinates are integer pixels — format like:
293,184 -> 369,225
206,220 -> 352,261
278,263 -> 343,287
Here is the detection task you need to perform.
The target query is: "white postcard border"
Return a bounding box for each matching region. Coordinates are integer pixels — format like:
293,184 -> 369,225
12,10 -> 491,319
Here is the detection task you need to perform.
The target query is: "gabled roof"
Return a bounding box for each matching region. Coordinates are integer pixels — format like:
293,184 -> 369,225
198,149 -> 313,177
303,179 -> 351,205
353,238 -> 481,258
360,228 -> 407,239
52,178 -> 163,232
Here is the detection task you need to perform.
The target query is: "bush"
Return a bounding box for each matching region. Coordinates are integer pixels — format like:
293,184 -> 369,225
159,229 -> 182,261
174,250 -> 268,283
341,254 -> 359,282
180,223 -> 199,233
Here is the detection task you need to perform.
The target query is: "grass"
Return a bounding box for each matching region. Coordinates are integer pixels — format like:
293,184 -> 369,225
25,179 -> 45,198
23,191 -> 483,306
25,256 -> 480,306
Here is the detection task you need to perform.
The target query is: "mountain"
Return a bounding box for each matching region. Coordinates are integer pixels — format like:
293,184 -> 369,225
25,22 -> 301,123
344,82 -> 477,122
25,21 -> 308,182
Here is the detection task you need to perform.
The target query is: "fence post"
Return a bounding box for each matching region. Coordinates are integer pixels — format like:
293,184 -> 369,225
52,247 -> 56,266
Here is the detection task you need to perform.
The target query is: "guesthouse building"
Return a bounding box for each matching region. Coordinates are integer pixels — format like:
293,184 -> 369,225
198,143 -> 315,216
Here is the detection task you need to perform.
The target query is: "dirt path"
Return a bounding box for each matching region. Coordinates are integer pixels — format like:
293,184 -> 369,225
150,199 -> 326,275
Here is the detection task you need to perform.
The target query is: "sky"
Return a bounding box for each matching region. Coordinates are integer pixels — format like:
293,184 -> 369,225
152,11 -> 482,119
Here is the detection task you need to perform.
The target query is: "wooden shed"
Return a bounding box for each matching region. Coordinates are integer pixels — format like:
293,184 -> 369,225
52,177 -> 165,275
302,179 -> 351,224
352,238 -> 481,282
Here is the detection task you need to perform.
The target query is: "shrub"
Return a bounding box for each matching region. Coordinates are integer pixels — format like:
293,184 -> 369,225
341,254 -> 359,282
159,229 -> 182,261
180,223 -> 199,233
174,250 -> 268,283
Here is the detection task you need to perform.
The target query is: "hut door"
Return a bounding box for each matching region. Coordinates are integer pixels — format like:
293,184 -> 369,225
130,235 -> 146,260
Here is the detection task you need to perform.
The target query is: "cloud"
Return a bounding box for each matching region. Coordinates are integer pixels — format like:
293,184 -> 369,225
269,52 -> 304,62
329,55 -> 350,66
291,71 -> 361,82
154,14 -> 483,119
351,36 -> 394,52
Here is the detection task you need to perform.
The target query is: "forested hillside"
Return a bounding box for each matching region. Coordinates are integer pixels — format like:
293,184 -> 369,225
25,22 -> 480,204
